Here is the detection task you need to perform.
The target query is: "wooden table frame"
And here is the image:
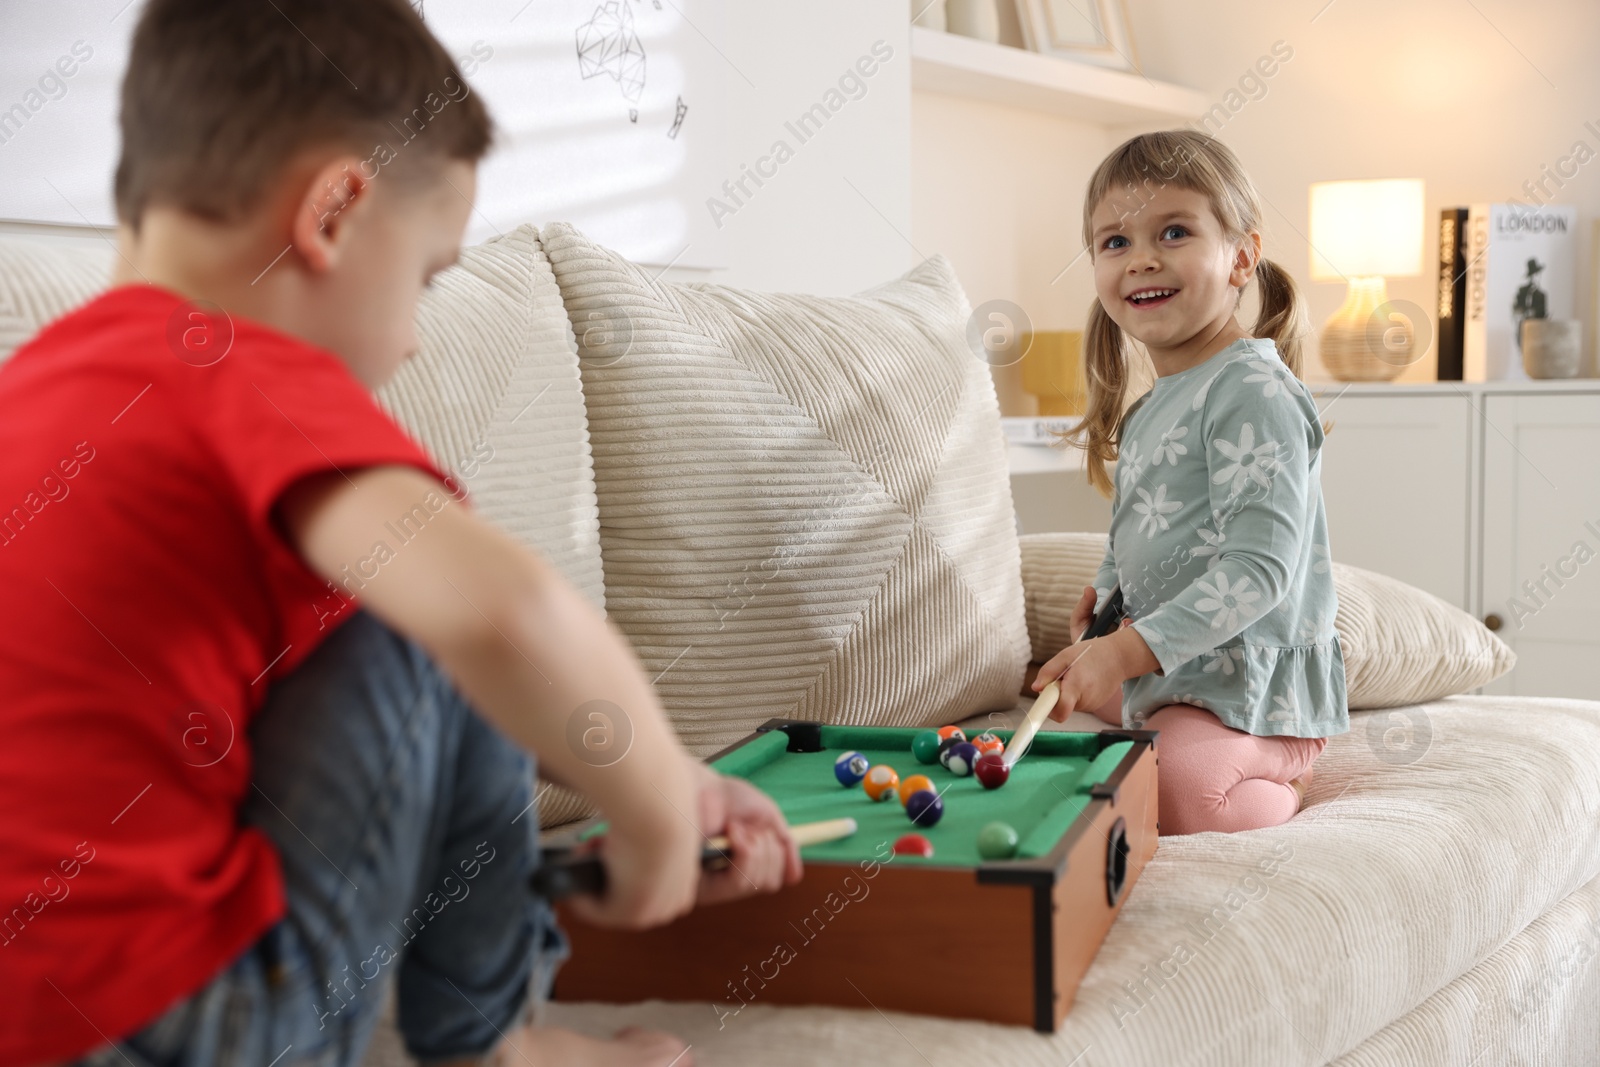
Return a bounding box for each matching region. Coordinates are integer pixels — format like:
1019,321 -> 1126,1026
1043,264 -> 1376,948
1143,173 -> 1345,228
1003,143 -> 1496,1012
550,719 -> 1160,1032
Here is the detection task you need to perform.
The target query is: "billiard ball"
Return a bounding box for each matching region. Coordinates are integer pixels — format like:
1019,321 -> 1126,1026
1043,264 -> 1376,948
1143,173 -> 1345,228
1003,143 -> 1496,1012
905,788 -> 944,828
945,741 -> 980,777
911,729 -> 943,765
977,821 -> 1020,860
897,774 -> 935,806
936,736 -> 962,769
936,725 -> 967,744
863,764 -> 900,802
892,833 -> 935,858
975,752 -> 1010,790
834,751 -> 869,787
971,732 -> 1004,759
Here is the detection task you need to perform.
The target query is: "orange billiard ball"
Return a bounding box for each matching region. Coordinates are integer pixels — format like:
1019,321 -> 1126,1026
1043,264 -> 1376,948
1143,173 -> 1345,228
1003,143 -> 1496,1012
936,725 -> 967,744
897,774 -> 934,806
971,732 -> 1005,759
863,764 -> 900,802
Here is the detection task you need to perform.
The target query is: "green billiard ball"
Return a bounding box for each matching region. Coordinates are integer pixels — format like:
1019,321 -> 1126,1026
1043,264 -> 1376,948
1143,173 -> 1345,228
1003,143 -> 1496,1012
911,729 -> 943,765
977,821 -> 1020,860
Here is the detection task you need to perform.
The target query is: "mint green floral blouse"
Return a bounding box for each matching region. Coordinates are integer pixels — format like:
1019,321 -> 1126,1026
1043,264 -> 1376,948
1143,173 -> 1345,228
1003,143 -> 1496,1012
1093,337 -> 1349,738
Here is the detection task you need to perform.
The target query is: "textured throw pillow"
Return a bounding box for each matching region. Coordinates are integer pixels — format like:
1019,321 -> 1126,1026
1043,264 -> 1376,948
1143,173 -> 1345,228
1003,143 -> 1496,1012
0,237 -> 113,362
540,222 -> 1031,758
377,224 -> 604,614
1018,532 -> 1516,710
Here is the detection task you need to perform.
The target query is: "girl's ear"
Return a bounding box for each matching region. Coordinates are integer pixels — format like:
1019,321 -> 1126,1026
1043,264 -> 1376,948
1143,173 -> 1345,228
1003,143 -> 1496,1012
1229,230 -> 1263,289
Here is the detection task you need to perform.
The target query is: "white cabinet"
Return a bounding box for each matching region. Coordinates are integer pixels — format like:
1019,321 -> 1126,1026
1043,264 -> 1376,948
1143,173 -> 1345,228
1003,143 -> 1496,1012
1312,392 -> 1476,610
1481,392 -> 1600,698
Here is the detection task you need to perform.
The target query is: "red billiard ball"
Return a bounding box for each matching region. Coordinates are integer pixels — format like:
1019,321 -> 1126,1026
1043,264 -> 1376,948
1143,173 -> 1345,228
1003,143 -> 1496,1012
892,833 -> 935,857
976,752 -> 1010,789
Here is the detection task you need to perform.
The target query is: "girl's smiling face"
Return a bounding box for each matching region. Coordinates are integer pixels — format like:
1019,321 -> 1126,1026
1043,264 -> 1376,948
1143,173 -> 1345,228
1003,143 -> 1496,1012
1090,183 -> 1260,370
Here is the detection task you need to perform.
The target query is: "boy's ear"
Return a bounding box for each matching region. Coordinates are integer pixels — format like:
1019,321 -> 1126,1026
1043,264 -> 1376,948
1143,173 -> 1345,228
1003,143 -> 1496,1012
1230,229 -> 1263,289
292,155 -> 373,274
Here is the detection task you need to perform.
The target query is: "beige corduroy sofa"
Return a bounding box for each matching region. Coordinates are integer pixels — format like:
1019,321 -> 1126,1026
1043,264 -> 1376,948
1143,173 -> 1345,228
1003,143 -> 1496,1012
5,225 -> 1600,1067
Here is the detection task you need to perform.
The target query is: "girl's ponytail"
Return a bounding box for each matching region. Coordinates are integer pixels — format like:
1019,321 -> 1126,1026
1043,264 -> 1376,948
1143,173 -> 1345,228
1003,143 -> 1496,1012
1061,297 -> 1133,499
1251,256 -> 1310,380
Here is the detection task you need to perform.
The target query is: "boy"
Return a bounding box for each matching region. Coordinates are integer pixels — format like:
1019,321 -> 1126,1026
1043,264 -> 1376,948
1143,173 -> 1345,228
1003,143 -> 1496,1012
0,2 -> 799,1065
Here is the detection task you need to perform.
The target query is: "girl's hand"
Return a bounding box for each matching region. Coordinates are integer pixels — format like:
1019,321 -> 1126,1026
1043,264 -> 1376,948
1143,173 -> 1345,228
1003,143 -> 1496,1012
563,799 -> 703,931
1030,634 -> 1128,722
691,762 -> 803,906
1068,585 -> 1097,643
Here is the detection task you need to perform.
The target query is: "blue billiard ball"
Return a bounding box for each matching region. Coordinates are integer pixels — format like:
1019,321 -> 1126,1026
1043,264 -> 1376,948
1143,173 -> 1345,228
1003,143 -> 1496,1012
945,741 -> 980,777
834,751 -> 869,787
905,788 -> 944,828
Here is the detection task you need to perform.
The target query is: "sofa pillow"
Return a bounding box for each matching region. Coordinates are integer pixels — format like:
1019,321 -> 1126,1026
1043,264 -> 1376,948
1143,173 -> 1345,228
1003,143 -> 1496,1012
1018,532 -> 1515,710
0,236 -> 113,362
377,224 -> 605,615
540,222 -> 1031,758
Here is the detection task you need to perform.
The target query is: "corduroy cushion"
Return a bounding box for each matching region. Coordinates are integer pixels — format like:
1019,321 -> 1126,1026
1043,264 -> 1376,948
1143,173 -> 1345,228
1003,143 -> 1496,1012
539,221 -> 1031,760
1018,531 -> 1515,709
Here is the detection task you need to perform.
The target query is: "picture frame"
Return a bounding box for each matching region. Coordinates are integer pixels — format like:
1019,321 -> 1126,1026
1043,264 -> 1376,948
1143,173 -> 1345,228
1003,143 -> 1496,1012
1016,0 -> 1140,73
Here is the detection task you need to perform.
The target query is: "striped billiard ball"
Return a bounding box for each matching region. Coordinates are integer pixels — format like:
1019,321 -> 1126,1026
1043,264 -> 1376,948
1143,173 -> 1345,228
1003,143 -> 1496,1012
834,751 -> 869,787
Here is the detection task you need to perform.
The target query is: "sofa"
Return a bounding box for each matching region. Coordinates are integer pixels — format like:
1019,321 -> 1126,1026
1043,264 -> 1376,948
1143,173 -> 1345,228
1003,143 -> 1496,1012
5,224 -> 1600,1066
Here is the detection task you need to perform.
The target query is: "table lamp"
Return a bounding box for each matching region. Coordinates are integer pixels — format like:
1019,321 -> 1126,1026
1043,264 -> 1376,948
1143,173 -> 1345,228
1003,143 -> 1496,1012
1308,179 -> 1425,381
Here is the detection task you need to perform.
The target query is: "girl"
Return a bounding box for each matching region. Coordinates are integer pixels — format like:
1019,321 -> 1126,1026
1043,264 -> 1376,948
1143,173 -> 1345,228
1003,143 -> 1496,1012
1031,130 -> 1348,835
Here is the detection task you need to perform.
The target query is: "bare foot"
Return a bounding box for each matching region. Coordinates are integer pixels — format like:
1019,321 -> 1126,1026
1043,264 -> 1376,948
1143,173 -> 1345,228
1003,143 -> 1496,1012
489,1024 -> 693,1067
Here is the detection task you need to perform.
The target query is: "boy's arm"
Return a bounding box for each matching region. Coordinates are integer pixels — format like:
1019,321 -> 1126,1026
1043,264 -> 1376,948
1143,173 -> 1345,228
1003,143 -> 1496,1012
276,464 -> 732,928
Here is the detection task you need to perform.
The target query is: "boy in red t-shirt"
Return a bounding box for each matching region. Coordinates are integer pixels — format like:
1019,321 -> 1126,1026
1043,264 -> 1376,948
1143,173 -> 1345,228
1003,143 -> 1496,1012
0,2 -> 800,1065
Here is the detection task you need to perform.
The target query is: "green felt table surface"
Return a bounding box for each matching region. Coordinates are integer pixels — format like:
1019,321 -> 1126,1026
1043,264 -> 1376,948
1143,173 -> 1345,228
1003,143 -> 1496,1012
709,725 -> 1132,867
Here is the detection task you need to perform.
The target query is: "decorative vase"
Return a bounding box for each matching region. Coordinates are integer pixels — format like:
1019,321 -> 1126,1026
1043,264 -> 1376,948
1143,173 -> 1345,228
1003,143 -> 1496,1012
911,0 -> 947,32
945,0 -> 999,42
1521,318 -> 1582,379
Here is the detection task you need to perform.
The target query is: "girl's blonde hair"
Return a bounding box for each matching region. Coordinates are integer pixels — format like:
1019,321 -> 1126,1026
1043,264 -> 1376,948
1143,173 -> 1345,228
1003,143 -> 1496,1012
1061,130 -> 1313,498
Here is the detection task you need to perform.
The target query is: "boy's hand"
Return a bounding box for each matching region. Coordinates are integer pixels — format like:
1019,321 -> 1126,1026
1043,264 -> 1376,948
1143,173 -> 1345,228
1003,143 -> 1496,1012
563,794 -> 704,931
692,762 -> 802,906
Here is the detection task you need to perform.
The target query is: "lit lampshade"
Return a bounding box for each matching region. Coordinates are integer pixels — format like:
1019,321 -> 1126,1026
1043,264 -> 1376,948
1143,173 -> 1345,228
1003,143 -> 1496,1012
1307,179 -> 1425,381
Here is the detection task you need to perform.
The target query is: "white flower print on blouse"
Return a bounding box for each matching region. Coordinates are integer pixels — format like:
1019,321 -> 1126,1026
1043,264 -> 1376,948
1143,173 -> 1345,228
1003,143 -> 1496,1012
1312,542 -> 1331,574
1266,693 -> 1298,724
1117,439 -> 1145,493
1242,360 -> 1304,400
1191,367 -> 1227,411
1151,424 -> 1190,466
1194,570 -> 1261,630
1211,422 -> 1282,497
1202,646 -> 1244,676
1191,526 -> 1226,569
1133,484 -> 1182,539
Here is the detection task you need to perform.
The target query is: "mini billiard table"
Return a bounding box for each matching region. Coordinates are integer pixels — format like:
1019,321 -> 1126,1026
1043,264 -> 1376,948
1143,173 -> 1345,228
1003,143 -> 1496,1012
551,719 -> 1160,1031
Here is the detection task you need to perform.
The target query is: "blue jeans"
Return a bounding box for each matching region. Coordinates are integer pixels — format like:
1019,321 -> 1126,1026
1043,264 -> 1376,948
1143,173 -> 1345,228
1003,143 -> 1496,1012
70,609 -> 568,1067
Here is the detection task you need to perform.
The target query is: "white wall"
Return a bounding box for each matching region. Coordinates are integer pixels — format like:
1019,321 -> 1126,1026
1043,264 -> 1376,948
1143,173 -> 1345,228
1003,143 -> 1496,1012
913,0 -> 1600,409
708,2 -> 912,295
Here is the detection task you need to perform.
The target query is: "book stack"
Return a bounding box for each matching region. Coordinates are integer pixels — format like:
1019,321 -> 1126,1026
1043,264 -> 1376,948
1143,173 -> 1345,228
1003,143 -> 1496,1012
1435,203 -> 1577,381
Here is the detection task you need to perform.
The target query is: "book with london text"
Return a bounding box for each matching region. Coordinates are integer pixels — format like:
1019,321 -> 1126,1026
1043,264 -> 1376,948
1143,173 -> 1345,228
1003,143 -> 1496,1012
1463,203 -> 1578,381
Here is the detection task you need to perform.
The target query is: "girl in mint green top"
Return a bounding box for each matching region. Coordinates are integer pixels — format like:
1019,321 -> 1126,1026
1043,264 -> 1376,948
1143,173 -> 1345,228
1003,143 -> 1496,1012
1091,335 -> 1348,738
1033,130 -> 1348,834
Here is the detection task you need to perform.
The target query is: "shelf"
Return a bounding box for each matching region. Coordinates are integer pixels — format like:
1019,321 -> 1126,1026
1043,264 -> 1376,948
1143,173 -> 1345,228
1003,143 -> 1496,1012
910,26 -> 1209,126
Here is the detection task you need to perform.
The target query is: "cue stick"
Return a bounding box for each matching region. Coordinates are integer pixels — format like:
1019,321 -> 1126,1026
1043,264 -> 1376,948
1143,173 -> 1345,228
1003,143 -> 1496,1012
531,816 -> 858,901
1003,586 -> 1127,770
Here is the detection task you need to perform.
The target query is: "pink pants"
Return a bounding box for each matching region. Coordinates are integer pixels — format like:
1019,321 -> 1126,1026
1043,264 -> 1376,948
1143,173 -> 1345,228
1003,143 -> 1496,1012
1088,693 -> 1326,835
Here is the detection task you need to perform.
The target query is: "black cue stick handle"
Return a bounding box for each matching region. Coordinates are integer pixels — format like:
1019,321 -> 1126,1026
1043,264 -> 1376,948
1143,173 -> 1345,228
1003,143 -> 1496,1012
530,842 -> 732,902
1080,585 -> 1126,642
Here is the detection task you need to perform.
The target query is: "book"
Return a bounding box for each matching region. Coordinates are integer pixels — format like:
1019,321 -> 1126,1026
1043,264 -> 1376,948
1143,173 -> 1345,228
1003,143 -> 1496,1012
1463,203 -> 1578,381
1435,207 -> 1469,381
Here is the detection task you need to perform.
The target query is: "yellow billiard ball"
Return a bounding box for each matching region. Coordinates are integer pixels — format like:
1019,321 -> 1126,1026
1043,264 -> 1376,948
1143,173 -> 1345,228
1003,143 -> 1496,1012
863,764 -> 900,802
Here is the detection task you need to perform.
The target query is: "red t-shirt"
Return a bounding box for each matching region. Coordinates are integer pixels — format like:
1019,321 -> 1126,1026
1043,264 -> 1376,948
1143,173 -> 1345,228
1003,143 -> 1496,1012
0,284 -> 457,1065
